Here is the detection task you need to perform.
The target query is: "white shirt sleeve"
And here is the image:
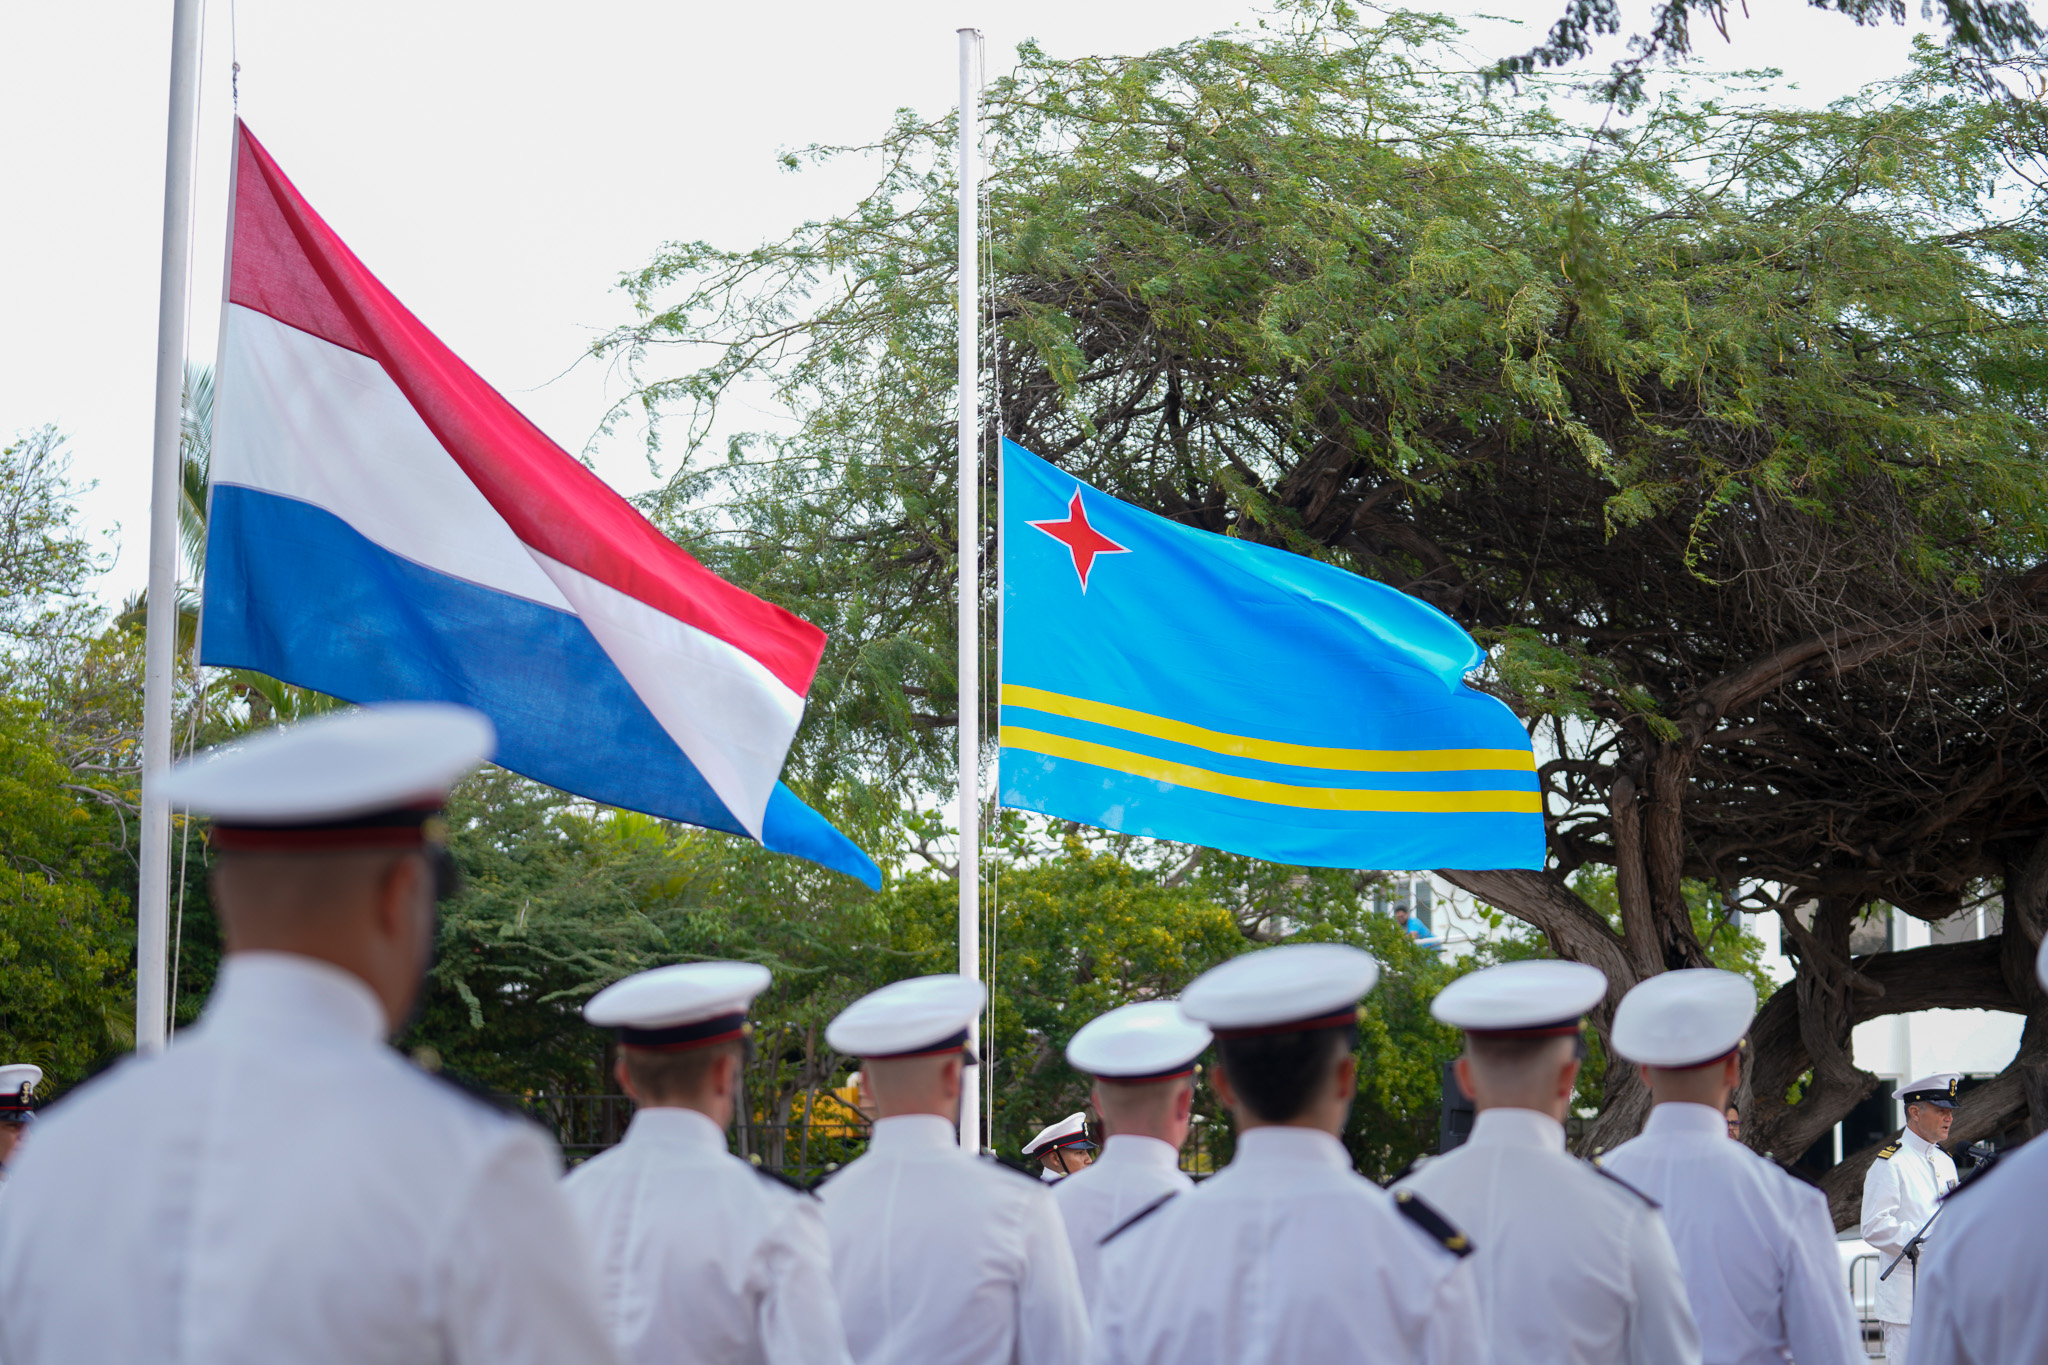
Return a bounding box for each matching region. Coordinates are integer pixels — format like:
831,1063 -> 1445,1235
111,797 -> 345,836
1015,1187 -> 1092,1365
1781,1184 -> 1863,1365
1625,1208 -> 1703,1365
752,1197 -> 854,1365
1861,1157 -> 1909,1256
1420,1256 -> 1492,1365
437,1127 -> 621,1365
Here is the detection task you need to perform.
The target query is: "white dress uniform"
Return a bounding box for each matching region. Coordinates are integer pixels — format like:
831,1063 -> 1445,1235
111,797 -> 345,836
1089,943 -> 1488,1365
1599,967 -> 1860,1365
564,1108 -> 849,1365
1054,1134 -> 1191,1314
564,960 -> 852,1365
1910,944 -> 2048,1365
1090,1126 -> 1489,1365
1600,1104 -> 1859,1365
1055,997 -> 1211,1316
0,953 -> 616,1365
1397,1108 -> 1700,1364
0,704 -> 617,1365
1860,1105 -> 1959,1345
817,974 -> 1090,1365
1401,958 -> 1701,1365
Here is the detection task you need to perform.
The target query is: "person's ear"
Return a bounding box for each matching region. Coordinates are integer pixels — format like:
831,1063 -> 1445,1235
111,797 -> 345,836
1453,1055 -> 1476,1102
940,1054 -> 962,1100
614,1054 -> 640,1103
714,1048 -> 741,1097
1173,1079 -> 1194,1122
1558,1054 -> 1581,1100
1334,1051 -> 1357,1099
373,853 -> 427,940
1638,1062 -> 1655,1090
1722,1051 -> 1742,1090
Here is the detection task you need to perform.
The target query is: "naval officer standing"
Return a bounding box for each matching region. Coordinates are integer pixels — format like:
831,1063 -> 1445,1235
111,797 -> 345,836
1021,1112 -> 1097,1181
1907,935 -> 2048,1365
1395,959 -> 1700,1365
1598,969 -> 1860,1365
816,974 -> 1089,1365
1089,943 -> 1488,1365
0,704 -> 618,1365
1860,1070 -> 1961,1364
0,1063 -> 42,1186
564,962 -> 852,1365
1052,1000 -> 1210,1315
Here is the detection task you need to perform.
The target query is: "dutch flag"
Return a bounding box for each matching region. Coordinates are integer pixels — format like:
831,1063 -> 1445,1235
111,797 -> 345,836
200,123 -> 879,887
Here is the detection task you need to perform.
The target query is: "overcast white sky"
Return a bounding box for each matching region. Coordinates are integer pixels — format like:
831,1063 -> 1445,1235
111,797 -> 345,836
1,0 -> 1950,608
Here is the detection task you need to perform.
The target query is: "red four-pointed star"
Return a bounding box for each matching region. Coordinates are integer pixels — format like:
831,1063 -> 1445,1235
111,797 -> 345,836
1028,489 -> 1130,591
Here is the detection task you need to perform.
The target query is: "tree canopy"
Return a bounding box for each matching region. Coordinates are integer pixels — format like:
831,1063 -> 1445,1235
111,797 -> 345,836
595,7 -> 2048,1215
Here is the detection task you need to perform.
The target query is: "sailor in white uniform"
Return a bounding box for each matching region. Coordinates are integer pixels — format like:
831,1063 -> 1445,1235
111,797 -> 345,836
1052,1000 -> 1209,1315
1907,936 -> 2048,1365
564,962 -> 852,1365
1022,1112 -> 1097,1181
1089,943 -> 1489,1365
1598,969 -> 1861,1365
815,974 -> 1089,1365
0,704 -> 618,1365
1395,959 -> 1701,1365
1860,1069 -> 1961,1364
0,1063 -> 43,1188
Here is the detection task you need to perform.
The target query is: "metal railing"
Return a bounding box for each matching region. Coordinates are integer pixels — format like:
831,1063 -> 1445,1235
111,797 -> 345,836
1846,1252 -> 1884,1359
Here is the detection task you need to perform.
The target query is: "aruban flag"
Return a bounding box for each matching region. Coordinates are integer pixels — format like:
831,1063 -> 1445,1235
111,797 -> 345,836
201,122 -> 878,887
999,440 -> 1543,871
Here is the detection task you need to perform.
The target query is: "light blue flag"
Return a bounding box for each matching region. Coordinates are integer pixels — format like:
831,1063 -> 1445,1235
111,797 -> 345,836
998,440 -> 1543,870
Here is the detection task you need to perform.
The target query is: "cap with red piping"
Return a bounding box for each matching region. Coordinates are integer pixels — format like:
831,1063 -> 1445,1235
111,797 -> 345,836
826,975 -> 986,1063
1066,1000 -> 1211,1080
1179,943 -> 1379,1037
585,962 -> 772,1052
1430,959 -> 1607,1037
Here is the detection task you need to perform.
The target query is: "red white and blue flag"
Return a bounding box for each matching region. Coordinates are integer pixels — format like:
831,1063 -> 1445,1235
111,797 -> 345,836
200,123 -> 879,886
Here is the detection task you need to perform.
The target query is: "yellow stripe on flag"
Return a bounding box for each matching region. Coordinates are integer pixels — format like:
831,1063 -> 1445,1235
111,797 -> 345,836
999,685 -> 1536,773
1000,726 -> 1544,815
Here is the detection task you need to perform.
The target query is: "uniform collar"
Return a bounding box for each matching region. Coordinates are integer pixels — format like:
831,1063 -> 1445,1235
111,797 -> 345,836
623,1105 -> 727,1150
1467,1106 -> 1567,1151
868,1112 -> 960,1152
1099,1133 -> 1182,1170
1902,1125 -> 1941,1158
1643,1101 -> 1729,1139
201,951 -> 388,1044
1232,1125 -> 1351,1169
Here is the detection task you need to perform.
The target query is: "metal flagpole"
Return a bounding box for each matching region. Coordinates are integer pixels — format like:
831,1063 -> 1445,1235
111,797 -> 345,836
956,25 -> 982,1152
138,0 -> 208,1054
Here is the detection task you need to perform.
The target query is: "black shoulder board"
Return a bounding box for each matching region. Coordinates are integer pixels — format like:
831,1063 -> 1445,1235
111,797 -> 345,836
1392,1189 -> 1473,1258
1877,1141 -> 1901,1160
983,1153 -> 1044,1182
1100,1192 -> 1178,1246
1586,1161 -> 1660,1208
754,1166 -> 819,1198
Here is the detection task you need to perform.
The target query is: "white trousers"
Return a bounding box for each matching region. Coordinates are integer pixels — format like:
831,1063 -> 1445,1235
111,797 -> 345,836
1881,1320 -> 1910,1363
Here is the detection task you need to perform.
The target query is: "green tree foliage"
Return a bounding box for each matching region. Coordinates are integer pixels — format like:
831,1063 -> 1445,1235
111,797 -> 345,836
593,7 -> 2048,1177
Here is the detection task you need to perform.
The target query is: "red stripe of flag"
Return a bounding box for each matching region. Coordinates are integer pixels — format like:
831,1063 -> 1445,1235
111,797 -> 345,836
225,122 -> 826,697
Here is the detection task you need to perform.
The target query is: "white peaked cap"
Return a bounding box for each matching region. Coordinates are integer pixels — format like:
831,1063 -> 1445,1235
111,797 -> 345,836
0,1065 -> 43,1094
585,962 -> 772,1040
1898,1072 -> 1963,1108
1022,1112 -> 1095,1157
1180,943 -> 1379,1033
1431,959 -> 1608,1033
1066,1000 -> 1212,1079
826,974 -> 987,1058
151,703 -> 495,823
1611,969 -> 1756,1067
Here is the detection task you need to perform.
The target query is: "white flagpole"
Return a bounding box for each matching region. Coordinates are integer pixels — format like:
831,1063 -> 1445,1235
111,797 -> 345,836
138,0 -> 208,1054
956,25 -> 982,1152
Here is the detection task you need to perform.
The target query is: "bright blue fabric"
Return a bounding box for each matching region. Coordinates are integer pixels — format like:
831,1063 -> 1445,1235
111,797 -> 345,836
200,485 -> 880,888
998,440 -> 1543,871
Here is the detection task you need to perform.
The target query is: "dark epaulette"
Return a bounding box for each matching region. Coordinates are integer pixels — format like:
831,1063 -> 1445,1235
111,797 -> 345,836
1392,1189 -> 1473,1258
1099,1192 -> 1178,1246
1391,1153 -> 1435,1184
753,1165 -> 819,1199
1876,1140 -> 1902,1160
1586,1160 -> 1660,1208
983,1153 -> 1044,1182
